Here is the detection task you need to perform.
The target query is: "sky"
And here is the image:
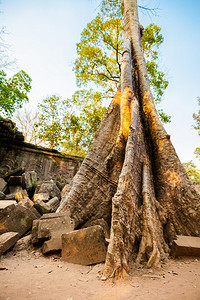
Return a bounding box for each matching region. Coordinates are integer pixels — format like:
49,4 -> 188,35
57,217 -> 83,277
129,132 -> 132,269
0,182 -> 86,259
0,0 -> 200,167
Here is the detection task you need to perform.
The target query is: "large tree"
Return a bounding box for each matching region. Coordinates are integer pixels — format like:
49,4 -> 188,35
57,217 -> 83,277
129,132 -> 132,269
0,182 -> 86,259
57,0 -> 200,278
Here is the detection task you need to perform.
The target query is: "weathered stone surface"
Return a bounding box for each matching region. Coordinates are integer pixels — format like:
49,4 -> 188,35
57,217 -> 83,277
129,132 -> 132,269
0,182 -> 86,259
2,167 -> 25,180
0,200 -> 17,210
62,225 -> 107,265
0,178 -> 7,193
0,191 -> 5,199
36,182 -> 61,200
32,212 -> 74,244
9,185 -> 22,194
7,176 -> 22,186
42,232 -> 63,254
47,197 -> 60,212
13,234 -> 32,252
34,199 -> 52,215
0,205 -> 38,237
5,193 -> 15,200
83,218 -> 110,239
0,232 -> 19,255
0,204 -> 15,220
15,190 -> 28,202
171,235 -> 200,257
22,171 -> 37,191
22,201 -> 41,218
33,193 -> 50,202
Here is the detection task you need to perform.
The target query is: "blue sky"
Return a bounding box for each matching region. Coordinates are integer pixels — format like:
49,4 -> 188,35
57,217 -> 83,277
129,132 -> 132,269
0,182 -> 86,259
0,0 -> 199,167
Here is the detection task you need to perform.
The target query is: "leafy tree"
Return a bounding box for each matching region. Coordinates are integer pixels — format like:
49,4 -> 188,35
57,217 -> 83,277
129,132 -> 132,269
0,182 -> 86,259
192,97 -> 200,160
62,89 -> 106,156
182,161 -> 200,185
35,95 -> 62,149
74,0 -> 169,122
0,70 -> 32,117
193,97 -> 200,135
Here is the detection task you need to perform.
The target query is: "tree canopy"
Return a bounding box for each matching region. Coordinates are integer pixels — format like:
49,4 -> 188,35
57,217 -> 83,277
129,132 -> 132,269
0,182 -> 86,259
74,0 -> 169,122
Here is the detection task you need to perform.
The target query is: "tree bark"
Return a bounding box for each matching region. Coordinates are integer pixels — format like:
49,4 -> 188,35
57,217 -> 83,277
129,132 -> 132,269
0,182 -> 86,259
57,0 -> 200,278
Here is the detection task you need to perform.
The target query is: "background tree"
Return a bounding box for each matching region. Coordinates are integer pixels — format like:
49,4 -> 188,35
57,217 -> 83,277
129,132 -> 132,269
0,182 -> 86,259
192,97 -> 200,162
0,70 -> 32,117
182,161 -> 200,185
74,0 -> 169,122
62,89 -> 106,156
0,25 -> 32,117
35,95 -> 62,149
13,108 -> 40,144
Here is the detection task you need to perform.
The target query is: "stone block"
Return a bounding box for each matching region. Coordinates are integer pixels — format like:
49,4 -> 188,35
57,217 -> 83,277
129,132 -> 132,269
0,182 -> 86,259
171,235 -> 200,257
34,199 -> 52,215
0,200 -> 17,210
0,204 -> 16,220
83,218 -> 110,239
13,234 -> 32,252
7,176 -> 22,186
36,181 -> 61,200
62,225 -> 107,265
0,178 -> 7,193
0,205 -> 38,237
0,232 -> 19,255
33,193 -> 50,202
42,232 -> 63,254
22,171 -> 37,191
0,192 -> 5,200
15,190 -> 28,202
20,200 -> 41,219
2,167 -> 25,181
47,197 -> 60,212
32,212 -> 74,244
9,185 -> 23,194
5,193 -> 15,200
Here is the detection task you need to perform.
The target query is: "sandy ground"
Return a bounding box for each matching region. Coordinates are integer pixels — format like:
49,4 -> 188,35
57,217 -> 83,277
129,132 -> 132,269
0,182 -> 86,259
0,248 -> 200,300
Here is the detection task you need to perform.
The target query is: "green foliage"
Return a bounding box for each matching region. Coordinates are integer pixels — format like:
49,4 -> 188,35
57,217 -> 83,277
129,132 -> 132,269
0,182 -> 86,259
35,95 -> 63,150
62,89 -> 106,156
193,97 -> 200,135
0,70 -> 32,117
74,0 -> 169,122
195,147 -> 200,161
183,161 -> 200,185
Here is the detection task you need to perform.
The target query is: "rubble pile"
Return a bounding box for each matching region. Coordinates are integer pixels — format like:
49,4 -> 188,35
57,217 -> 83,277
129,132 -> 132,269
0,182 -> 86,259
0,167 -> 109,265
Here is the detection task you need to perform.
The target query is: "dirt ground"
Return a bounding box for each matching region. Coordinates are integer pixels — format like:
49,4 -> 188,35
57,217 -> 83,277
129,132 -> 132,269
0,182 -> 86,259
0,248 -> 200,300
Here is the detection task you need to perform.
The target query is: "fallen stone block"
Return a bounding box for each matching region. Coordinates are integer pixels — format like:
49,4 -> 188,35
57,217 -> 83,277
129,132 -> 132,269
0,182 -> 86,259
13,234 -> 32,252
0,192 -> 5,200
7,176 -> 22,186
15,190 -> 28,202
42,232 -> 63,254
32,212 -> 74,244
47,197 -> 60,212
62,225 -> 107,265
36,181 -> 61,200
171,235 -> 200,257
5,193 -> 15,200
0,232 -> 19,255
9,185 -> 23,194
22,171 -> 37,192
0,178 -> 7,193
2,167 -> 25,180
0,200 -> 17,210
20,200 -> 41,219
34,199 -> 52,215
33,193 -> 50,202
82,218 -> 110,239
0,205 -> 38,237
0,204 -> 16,220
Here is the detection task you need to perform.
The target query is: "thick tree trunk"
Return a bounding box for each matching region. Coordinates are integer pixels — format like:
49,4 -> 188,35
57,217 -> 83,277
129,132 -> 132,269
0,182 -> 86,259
57,0 -> 200,278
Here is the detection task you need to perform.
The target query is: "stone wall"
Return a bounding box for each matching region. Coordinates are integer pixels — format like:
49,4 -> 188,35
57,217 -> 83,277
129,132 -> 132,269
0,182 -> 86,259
0,119 -> 83,182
